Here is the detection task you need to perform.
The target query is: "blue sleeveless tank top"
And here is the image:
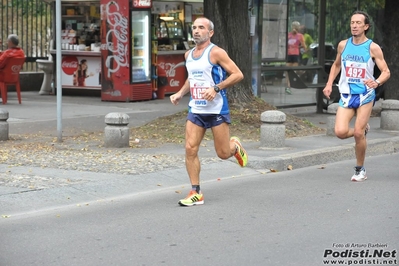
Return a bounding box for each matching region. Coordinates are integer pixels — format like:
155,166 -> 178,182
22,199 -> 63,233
338,37 -> 375,94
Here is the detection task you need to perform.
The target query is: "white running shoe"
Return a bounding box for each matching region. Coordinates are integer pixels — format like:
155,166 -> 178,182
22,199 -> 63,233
351,167 -> 367,182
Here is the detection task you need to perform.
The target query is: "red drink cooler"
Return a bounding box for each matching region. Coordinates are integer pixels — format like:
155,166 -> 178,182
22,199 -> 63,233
100,0 -> 153,101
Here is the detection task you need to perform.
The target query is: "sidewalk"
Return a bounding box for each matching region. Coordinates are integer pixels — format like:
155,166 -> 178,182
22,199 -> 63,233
3,91 -> 190,136
2,91 -> 399,171
1,91 -> 399,215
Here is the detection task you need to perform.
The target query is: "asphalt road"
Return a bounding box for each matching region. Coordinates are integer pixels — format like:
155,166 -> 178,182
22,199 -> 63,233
1,154 -> 398,266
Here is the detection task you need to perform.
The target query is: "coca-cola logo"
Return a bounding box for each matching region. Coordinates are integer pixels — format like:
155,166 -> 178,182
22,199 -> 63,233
163,62 -> 185,77
104,2 -> 128,77
11,65 -> 22,73
133,0 -> 151,7
62,56 -> 78,75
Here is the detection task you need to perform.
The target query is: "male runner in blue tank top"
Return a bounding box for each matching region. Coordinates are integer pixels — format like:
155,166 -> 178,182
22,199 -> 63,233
323,11 -> 390,182
170,17 -> 248,206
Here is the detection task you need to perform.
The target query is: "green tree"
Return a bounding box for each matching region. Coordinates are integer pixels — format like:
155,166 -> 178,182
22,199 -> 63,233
1,0 -> 51,71
203,0 -> 254,104
382,0 -> 399,100
203,0 -> 397,103
3,0 -> 49,16
322,0 -> 384,46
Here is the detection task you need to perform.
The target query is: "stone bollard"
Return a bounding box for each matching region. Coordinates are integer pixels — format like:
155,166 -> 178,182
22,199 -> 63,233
104,112 -> 130,148
0,109 -> 9,141
380,100 -> 399,130
326,103 -> 339,136
260,110 -> 286,148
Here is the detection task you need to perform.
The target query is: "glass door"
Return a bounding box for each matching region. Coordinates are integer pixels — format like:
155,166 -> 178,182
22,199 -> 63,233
166,19 -> 184,39
132,10 -> 151,83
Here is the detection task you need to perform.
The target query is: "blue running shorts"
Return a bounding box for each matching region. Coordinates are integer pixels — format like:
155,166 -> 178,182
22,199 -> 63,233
187,113 -> 231,129
339,89 -> 376,109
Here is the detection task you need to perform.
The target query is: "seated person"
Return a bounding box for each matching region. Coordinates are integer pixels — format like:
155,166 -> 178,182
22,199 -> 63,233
0,34 -> 25,102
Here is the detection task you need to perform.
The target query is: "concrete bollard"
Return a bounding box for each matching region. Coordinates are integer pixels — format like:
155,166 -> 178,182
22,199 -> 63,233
104,112 -> 130,148
326,103 -> 339,136
380,100 -> 399,131
260,110 -> 286,148
0,109 -> 9,141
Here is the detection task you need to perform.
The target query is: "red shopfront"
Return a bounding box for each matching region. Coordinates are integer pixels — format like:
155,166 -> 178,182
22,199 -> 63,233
47,0 -> 154,100
49,0 -> 189,101
100,0 -> 154,101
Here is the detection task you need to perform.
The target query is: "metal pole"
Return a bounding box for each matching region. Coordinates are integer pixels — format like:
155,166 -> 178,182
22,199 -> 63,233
318,0 -> 326,70
316,0 -> 326,114
56,0 -> 63,142
250,0 -> 262,97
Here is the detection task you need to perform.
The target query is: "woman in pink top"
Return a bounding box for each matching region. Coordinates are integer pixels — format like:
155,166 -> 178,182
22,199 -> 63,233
285,21 -> 306,94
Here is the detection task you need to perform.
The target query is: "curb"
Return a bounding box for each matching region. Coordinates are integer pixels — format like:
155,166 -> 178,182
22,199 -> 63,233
248,136 -> 399,171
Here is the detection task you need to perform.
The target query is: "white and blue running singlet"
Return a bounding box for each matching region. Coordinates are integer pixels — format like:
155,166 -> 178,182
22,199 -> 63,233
186,43 -> 228,114
338,37 -> 376,108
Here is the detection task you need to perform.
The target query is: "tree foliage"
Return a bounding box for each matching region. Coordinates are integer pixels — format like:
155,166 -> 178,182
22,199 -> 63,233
2,0 -> 49,17
202,0 -> 397,102
1,0 -> 51,70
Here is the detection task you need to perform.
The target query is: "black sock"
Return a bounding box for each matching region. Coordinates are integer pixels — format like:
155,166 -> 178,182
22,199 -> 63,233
192,185 -> 200,194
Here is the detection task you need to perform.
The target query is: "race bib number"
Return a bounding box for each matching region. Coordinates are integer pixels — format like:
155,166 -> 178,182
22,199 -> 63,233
345,61 -> 366,83
190,81 -> 210,106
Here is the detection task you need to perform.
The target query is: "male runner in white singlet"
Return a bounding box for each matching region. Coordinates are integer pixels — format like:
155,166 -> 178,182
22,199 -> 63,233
170,17 -> 248,206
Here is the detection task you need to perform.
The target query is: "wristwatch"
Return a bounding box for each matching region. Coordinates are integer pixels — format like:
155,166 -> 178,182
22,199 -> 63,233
213,85 -> 221,93
375,79 -> 381,86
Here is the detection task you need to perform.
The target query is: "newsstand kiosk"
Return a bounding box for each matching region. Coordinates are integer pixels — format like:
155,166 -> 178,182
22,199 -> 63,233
100,0 -> 154,101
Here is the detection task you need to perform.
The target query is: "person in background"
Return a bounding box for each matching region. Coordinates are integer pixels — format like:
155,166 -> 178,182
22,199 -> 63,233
170,17 -> 248,207
285,21 -> 307,94
0,34 -> 25,102
73,59 -> 94,86
323,11 -> 390,182
0,34 -> 25,70
299,25 -> 313,66
298,25 -> 314,82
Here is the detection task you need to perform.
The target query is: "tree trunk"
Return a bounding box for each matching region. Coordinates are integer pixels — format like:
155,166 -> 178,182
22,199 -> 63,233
204,0 -> 254,105
382,0 -> 399,100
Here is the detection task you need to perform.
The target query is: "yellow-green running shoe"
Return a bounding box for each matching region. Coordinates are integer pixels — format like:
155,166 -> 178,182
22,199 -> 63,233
178,190 -> 204,206
230,136 -> 248,167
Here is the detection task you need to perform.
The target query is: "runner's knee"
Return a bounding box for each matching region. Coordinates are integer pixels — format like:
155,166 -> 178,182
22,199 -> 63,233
216,149 -> 231,160
334,127 -> 348,139
353,128 -> 365,140
185,143 -> 199,157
